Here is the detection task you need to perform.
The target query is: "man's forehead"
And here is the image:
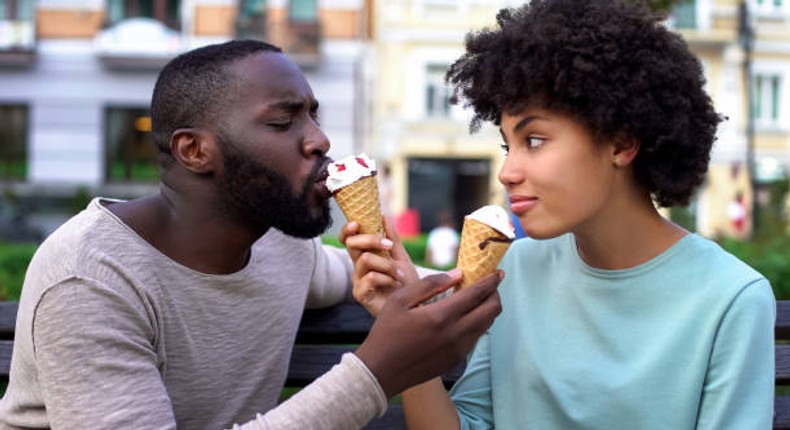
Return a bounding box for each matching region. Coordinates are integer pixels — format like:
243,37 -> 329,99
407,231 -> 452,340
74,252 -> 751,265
229,51 -> 316,105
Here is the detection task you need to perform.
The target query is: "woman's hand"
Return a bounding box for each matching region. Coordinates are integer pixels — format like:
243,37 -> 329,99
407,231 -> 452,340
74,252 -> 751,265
340,217 -> 420,316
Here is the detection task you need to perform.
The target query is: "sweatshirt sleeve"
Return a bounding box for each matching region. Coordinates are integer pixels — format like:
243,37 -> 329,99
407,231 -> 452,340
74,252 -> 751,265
449,332 -> 495,429
231,353 -> 388,430
306,239 -> 355,308
696,278 -> 776,429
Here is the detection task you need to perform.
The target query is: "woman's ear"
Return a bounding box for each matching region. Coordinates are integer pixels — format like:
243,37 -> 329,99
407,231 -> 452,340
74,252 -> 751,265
170,128 -> 220,174
611,135 -> 640,167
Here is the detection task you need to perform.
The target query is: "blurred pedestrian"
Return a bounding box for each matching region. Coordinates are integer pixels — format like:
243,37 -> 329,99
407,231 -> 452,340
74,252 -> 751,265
426,209 -> 460,269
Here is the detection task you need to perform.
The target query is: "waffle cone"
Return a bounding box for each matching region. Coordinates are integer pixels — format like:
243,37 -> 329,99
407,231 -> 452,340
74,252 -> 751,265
334,175 -> 388,257
456,218 -> 511,290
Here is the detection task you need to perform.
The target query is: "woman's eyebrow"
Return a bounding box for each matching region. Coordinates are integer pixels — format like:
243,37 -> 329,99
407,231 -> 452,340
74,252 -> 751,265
512,115 -> 549,133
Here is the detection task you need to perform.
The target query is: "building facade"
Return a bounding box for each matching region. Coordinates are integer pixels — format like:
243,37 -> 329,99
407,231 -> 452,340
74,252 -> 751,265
364,0 -> 521,233
0,0 -> 371,235
673,0 -> 790,237
363,0 -> 790,236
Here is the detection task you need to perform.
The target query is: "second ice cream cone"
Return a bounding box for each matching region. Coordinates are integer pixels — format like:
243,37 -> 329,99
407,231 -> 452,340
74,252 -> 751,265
456,217 -> 512,290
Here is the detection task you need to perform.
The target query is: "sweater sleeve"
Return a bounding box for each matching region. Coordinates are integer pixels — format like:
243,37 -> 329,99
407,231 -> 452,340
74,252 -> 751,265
449,332 -> 495,429
306,240 -> 355,308
696,278 -> 775,429
231,353 -> 388,430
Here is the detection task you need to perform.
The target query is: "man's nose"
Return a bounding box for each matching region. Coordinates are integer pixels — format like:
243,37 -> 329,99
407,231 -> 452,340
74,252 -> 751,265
303,120 -> 330,156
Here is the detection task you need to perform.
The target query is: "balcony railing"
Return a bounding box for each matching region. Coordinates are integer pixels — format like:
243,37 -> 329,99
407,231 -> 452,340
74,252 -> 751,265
235,14 -> 322,69
0,20 -> 35,66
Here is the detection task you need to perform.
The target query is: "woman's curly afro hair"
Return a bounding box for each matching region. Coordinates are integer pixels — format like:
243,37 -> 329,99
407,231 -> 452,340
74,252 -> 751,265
446,0 -> 723,207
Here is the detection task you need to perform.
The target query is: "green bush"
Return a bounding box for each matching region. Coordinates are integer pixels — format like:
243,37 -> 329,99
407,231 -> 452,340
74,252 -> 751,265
718,236 -> 790,300
321,234 -> 429,267
0,241 -> 36,301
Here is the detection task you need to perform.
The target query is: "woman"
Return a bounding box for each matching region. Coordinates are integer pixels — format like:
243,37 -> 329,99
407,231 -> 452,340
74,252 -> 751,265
342,0 -> 775,428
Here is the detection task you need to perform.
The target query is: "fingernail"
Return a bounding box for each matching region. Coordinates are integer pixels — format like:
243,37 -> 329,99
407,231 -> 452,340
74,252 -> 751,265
381,238 -> 393,248
498,270 -> 505,280
447,268 -> 462,278
396,268 -> 404,280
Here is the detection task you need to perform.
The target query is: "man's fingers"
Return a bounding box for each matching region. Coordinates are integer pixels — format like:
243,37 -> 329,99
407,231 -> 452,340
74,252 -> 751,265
452,286 -> 502,341
394,270 -> 462,308
426,270 -> 503,319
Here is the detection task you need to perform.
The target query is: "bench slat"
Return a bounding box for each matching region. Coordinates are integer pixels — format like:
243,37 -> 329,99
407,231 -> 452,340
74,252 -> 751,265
0,340 -> 11,379
0,302 -> 17,340
776,396 -> 790,429
286,345 -> 354,387
778,345 -> 790,385
296,304 -> 374,344
287,344 -> 465,389
363,405 -> 406,430
778,301 -> 790,341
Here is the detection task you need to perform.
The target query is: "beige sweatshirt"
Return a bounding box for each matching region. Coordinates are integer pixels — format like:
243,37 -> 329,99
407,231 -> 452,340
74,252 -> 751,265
0,198 -> 386,430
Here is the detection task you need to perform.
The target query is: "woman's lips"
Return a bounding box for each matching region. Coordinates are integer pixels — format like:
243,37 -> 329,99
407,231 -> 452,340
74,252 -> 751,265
509,196 -> 537,215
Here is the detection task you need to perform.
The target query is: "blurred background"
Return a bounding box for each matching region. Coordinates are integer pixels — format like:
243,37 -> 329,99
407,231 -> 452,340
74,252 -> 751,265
0,0 -> 788,298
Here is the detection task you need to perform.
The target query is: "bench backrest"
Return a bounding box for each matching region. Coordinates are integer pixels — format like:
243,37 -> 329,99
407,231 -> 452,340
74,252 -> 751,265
0,301 -> 787,429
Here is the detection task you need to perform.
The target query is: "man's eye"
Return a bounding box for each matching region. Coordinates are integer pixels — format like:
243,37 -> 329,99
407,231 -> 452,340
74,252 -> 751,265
527,136 -> 546,148
269,120 -> 292,130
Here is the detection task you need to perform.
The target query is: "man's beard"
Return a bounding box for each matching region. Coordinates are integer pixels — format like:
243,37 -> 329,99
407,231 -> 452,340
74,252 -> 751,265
217,138 -> 332,239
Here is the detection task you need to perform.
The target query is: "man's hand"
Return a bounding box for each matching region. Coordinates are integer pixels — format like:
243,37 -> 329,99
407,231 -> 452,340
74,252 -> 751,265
340,218 -> 419,316
354,270 -> 503,398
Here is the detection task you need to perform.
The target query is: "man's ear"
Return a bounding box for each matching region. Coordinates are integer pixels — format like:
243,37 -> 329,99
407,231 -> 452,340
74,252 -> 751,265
611,134 -> 640,167
170,128 -> 220,174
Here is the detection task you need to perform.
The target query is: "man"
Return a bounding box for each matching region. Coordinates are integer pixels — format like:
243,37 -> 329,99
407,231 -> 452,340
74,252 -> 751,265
0,40 -> 501,429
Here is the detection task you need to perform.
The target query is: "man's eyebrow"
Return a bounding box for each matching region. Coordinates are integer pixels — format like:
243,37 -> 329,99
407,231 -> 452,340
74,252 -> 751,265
268,99 -> 320,114
269,100 -> 305,112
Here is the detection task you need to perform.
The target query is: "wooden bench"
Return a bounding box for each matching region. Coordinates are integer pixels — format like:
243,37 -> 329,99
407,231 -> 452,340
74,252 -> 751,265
0,300 -> 788,428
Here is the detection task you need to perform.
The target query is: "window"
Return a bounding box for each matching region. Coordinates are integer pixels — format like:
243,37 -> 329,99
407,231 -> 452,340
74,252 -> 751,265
753,74 -> 782,126
289,0 -> 317,22
0,104 -> 28,181
0,0 -> 34,20
425,64 -> 451,118
753,0 -> 786,13
104,107 -> 159,183
106,0 -> 180,29
672,0 -> 697,29
240,0 -> 267,19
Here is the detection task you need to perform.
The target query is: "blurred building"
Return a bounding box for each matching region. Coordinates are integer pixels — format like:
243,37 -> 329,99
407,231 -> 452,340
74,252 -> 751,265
0,0 -> 371,235
363,0 -> 790,235
363,0 -> 520,233
672,0 -> 790,237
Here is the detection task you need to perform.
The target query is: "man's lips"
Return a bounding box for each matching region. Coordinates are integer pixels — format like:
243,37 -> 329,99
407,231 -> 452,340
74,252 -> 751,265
313,160 -> 333,200
509,195 -> 538,215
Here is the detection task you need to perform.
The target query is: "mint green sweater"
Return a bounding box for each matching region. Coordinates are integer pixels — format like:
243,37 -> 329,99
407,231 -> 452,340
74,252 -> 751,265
451,233 -> 775,429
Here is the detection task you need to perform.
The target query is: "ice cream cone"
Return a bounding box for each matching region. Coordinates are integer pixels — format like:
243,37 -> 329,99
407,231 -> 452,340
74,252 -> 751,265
456,218 -> 512,290
334,175 -> 388,258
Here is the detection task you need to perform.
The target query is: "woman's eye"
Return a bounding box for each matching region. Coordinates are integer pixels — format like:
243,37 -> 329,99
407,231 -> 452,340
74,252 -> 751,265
527,136 -> 546,148
499,143 -> 510,155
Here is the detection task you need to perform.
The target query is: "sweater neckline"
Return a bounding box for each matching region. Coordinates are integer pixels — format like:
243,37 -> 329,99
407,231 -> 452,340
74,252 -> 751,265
568,233 -> 697,279
92,197 -> 265,280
